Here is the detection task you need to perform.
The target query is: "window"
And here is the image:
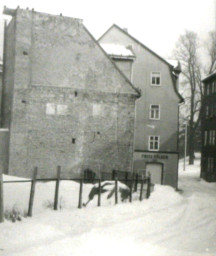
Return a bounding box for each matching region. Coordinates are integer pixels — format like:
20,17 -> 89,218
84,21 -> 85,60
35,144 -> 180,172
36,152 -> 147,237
46,103 -> 56,115
151,72 -> 161,86
149,136 -> 160,151
93,103 -> 102,116
206,106 -> 209,118
150,105 -> 160,120
204,131 -> 208,146
210,130 -> 213,145
213,130 -> 216,145
207,158 -> 214,173
46,103 -> 68,115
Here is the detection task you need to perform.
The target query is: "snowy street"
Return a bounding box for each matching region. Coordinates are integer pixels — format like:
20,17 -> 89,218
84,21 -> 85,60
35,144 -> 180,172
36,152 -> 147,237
0,156 -> 216,256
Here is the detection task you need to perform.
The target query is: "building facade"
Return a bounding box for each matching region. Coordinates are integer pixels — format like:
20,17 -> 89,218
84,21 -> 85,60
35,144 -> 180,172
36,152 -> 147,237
201,63 -> 216,182
2,8 -> 140,179
99,25 -> 183,188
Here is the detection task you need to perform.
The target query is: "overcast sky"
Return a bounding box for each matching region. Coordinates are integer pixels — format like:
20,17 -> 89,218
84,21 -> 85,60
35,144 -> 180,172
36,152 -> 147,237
0,0 -> 215,60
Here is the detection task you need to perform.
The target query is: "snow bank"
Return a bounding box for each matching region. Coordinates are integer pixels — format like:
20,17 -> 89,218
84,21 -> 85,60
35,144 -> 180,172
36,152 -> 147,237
1,156 -> 216,256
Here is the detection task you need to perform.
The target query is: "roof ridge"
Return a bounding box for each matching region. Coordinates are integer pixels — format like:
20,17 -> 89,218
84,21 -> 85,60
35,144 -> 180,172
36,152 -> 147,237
99,24 -> 173,68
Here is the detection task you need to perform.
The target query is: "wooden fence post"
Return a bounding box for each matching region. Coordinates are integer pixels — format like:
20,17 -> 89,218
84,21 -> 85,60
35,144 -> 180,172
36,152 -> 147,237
78,177 -> 83,209
125,172 -> 128,185
54,166 -> 61,210
146,174 -> 151,199
129,177 -> 133,203
0,172 -> 4,223
112,170 -> 116,180
139,178 -> 144,201
97,178 -> 101,207
115,176 -> 118,204
134,173 -> 138,192
28,167 -> 38,217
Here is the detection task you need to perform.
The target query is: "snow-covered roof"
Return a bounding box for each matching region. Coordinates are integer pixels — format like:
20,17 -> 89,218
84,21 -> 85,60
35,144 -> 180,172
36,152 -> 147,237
100,43 -> 135,59
202,60 -> 216,82
202,71 -> 216,82
166,59 -> 178,68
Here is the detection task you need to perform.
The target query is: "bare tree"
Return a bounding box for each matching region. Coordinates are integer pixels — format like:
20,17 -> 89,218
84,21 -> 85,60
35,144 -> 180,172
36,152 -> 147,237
206,31 -> 216,71
174,31 -> 203,165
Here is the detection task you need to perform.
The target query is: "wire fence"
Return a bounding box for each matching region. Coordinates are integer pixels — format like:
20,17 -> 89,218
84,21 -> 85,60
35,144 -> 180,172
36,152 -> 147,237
1,166 -> 152,221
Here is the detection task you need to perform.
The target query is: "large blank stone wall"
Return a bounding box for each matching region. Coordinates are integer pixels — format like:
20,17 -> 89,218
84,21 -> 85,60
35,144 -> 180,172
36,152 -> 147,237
4,9 -> 137,178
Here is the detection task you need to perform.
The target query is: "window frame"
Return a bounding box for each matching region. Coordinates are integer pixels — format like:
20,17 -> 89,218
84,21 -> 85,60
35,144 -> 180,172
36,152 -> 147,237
149,104 -> 160,120
148,135 -> 160,151
151,72 -> 161,86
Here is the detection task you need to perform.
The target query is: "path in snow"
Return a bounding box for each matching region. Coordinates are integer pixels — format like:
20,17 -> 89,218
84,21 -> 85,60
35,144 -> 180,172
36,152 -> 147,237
0,156 -> 216,256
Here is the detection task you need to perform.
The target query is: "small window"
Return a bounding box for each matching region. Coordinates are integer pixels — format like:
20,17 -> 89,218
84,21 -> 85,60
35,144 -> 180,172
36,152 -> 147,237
93,103 -> 102,116
46,103 -> 68,115
46,103 -> 56,115
151,72 -> 161,86
209,130 -> 212,145
206,106 -> 209,118
150,105 -> 160,120
204,131 -> 208,146
149,136 -> 160,151
213,130 -> 216,145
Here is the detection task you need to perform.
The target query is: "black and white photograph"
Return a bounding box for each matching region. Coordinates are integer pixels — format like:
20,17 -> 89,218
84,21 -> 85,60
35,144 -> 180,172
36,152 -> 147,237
0,0 -> 216,255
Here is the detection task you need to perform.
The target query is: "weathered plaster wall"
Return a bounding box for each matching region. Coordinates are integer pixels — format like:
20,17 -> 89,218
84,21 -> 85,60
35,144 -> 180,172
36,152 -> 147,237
113,59 -> 133,81
99,27 -> 180,152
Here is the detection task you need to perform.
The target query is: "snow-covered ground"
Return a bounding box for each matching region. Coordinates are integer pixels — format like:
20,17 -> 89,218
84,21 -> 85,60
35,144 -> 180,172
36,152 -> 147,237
1,155 -> 216,256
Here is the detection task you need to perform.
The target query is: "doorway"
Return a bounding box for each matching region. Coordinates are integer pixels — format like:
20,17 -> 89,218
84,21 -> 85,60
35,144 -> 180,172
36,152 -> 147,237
146,163 -> 163,184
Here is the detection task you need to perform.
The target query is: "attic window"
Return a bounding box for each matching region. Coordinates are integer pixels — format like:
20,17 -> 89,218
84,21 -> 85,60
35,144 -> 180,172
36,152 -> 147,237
23,51 -> 28,55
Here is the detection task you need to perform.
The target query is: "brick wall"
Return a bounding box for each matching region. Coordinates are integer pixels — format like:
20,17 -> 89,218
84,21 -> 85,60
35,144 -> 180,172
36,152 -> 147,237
3,9 -> 138,178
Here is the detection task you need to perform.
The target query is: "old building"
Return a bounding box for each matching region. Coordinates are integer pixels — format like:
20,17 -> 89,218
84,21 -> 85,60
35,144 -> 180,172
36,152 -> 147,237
99,24 -> 183,188
201,61 -> 216,182
2,8 -> 140,179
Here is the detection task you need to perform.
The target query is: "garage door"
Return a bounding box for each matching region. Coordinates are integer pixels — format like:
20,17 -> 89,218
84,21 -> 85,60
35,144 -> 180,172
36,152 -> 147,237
146,163 -> 163,184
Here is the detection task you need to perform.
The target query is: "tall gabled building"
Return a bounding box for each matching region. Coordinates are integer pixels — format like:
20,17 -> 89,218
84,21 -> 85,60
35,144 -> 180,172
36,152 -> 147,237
99,24 -> 183,188
2,8 -> 140,178
201,61 -> 216,182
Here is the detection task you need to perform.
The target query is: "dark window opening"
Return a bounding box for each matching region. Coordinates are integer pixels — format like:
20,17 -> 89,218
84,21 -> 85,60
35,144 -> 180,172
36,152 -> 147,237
72,138 -> 76,144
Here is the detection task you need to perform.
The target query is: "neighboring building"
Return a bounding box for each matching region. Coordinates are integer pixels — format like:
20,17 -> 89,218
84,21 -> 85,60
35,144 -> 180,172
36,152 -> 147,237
2,7 -> 140,179
201,61 -> 216,182
0,60 -> 2,124
99,25 -> 183,188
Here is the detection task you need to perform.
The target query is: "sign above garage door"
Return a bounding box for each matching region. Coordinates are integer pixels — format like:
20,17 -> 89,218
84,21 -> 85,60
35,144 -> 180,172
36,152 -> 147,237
141,154 -> 168,160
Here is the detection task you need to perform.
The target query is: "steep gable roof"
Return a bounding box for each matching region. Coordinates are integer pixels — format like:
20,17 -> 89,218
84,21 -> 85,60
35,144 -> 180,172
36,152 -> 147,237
99,24 -> 173,68
3,7 -> 141,98
99,24 -> 184,103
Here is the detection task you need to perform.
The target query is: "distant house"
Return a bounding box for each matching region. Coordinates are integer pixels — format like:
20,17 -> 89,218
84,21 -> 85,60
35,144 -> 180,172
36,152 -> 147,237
99,25 -> 183,188
2,8 -> 140,178
201,61 -> 216,182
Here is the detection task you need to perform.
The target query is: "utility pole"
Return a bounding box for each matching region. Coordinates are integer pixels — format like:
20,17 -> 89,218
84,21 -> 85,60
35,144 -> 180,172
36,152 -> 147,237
184,123 -> 187,171
0,172 -> 3,223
